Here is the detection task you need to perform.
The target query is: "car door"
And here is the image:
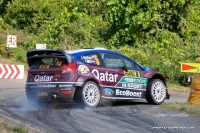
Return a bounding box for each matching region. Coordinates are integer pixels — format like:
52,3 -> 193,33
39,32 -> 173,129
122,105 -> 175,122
77,52 -> 109,87
99,52 -> 146,99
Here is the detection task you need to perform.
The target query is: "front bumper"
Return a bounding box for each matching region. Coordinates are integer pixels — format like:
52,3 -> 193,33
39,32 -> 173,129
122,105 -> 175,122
26,82 -> 76,102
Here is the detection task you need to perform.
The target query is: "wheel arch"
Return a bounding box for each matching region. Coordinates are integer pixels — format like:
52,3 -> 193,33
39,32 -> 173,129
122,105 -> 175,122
147,74 -> 170,100
74,78 -> 101,100
148,74 -> 167,87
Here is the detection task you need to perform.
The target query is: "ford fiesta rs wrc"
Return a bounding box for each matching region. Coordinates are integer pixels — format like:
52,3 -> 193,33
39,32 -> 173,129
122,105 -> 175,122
25,48 -> 170,108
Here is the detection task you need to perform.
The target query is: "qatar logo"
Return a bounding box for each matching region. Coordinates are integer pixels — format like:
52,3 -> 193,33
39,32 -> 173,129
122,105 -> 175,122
92,69 -> 118,82
34,75 -> 53,82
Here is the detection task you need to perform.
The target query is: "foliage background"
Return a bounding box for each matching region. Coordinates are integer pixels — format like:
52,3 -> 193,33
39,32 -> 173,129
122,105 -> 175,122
0,0 -> 200,85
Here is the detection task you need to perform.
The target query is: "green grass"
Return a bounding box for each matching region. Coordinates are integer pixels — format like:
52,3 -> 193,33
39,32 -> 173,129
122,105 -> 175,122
0,54 -> 28,70
160,102 -> 200,115
0,122 -> 27,133
168,83 -> 191,92
12,127 -> 27,133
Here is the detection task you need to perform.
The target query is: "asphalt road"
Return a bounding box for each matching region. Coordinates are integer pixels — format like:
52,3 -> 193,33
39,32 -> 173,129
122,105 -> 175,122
0,77 -> 199,133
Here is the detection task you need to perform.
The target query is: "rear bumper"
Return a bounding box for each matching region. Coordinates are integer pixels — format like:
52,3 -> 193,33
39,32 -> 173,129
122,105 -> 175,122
26,82 -> 77,101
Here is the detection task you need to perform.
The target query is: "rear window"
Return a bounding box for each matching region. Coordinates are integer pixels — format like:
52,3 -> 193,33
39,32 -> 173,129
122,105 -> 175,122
29,57 -> 67,69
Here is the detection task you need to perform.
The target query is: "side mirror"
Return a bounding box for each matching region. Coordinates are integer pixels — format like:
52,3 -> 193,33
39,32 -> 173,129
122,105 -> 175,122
121,65 -> 128,72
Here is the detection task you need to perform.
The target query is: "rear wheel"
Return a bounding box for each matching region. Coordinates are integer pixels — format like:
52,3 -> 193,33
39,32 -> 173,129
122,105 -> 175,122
146,79 -> 166,105
77,81 -> 100,108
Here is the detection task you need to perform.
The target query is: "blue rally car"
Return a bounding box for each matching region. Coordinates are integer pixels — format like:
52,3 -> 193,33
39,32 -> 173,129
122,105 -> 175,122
26,47 -> 170,108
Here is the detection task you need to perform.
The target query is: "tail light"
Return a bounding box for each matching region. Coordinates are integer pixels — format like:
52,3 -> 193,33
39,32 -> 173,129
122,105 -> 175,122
61,90 -> 73,94
62,61 -> 77,74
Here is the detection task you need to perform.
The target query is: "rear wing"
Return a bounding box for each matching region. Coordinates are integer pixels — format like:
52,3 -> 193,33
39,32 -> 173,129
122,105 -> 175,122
27,49 -> 66,58
26,49 -> 74,66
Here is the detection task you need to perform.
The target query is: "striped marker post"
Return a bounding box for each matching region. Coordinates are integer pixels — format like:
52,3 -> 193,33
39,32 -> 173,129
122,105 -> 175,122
0,64 -> 24,79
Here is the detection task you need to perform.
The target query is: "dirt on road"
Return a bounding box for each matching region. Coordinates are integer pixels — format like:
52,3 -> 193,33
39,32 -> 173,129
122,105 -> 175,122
167,89 -> 190,103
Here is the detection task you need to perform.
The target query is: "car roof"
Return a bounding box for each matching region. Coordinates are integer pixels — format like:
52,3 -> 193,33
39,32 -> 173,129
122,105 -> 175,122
26,48 -> 152,72
27,47 -> 116,58
65,48 -> 116,57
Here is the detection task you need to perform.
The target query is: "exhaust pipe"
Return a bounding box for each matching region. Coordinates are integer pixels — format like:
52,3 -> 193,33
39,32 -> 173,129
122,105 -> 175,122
52,94 -> 58,100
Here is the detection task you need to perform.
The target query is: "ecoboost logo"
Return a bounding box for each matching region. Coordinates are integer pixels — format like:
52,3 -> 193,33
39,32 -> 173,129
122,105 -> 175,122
116,89 -> 142,97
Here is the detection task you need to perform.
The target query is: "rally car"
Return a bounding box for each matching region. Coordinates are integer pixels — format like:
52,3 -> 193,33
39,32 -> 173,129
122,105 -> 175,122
25,48 -> 170,107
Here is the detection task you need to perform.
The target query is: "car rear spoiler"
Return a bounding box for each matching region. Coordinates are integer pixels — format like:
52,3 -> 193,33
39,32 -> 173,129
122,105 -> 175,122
26,49 -> 74,67
27,49 -> 66,58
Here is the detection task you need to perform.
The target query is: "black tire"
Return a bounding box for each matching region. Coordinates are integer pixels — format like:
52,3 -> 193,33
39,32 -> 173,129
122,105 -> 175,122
146,79 -> 166,105
77,81 -> 101,108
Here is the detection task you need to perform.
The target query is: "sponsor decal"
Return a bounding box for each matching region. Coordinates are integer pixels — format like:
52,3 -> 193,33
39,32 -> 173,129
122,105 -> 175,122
34,75 -> 53,82
81,54 -> 100,65
124,78 -> 134,82
92,69 -> 118,82
81,54 -> 99,65
28,85 -> 36,88
121,83 -> 143,89
103,88 -> 114,96
78,65 -> 90,75
36,84 -> 56,88
81,55 -> 94,60
124,70 -> 142,77
60,88 -> 72,90
115,77 -> 147,89
120,77 -> 148,85
116,89 -> 142,97
59,84 -> 73,87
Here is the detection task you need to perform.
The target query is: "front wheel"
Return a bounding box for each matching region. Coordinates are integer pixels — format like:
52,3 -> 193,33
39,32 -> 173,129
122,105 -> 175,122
146,79 -> 166,105
77,81 -> 101,108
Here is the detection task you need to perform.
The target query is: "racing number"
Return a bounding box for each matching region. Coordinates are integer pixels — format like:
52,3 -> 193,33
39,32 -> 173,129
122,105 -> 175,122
124,70 -> 142,77
94,55 -> 100,65
137,71 -> 141,77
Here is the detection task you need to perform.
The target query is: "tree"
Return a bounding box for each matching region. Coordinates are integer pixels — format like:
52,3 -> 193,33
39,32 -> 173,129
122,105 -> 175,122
105,0 -> 191,47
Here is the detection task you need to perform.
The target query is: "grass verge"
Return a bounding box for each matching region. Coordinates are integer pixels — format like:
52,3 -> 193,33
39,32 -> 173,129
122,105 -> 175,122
0,54 -> 28,70
168,83 -> 191,92
0,122 -> 27,133
160,102 -> 200,115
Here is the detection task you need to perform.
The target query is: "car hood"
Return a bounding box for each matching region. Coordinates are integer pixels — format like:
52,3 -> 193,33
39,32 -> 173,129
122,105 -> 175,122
142,66 -> 153,72
137,63 -> 153,72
